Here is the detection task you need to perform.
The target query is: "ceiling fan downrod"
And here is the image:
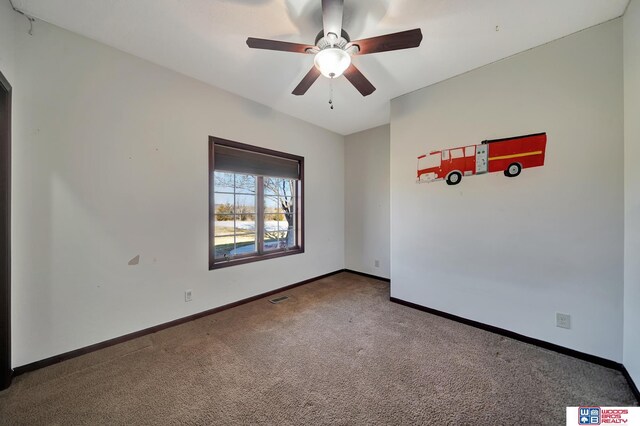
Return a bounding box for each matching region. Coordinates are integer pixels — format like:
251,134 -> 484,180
329,79 -> 334,110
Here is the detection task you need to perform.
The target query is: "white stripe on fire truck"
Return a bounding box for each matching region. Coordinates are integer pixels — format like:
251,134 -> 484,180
488,150 -> 543,161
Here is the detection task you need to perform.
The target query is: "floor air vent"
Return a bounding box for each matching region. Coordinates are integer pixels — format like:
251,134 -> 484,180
269,296 -> 289,304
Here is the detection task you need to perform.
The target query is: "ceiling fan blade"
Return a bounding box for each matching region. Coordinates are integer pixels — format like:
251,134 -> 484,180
322,0 -> 344,41
292,66 -> 322,96
246,37 -> 314,53
343,64 -> 376,97
350,28 -> 423,55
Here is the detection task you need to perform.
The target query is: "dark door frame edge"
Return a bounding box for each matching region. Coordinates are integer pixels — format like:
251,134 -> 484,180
0,70 -> 12,391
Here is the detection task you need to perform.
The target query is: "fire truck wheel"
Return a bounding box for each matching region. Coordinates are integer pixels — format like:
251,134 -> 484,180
446,172 -> 462,185
504,163 -> 522,177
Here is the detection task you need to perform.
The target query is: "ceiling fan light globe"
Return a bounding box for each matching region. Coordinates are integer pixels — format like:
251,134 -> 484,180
314,48 -> 351,79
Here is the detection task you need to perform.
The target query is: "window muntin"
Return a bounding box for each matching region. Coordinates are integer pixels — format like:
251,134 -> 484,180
209,137 -> 304,269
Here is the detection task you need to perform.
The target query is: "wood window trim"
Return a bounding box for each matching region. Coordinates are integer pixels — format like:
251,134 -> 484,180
208,136 -> 305,270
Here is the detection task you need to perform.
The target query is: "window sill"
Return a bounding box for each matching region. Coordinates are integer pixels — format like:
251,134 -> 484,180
209,247 -> 304,270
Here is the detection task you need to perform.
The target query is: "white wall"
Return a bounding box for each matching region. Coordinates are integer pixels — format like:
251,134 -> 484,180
4,0 -> 637,376
10,19 -> 344,367
0,0 -> 16,82
390,20 -> 624,361
624,0 -> 640,386
344,125 -> 390,279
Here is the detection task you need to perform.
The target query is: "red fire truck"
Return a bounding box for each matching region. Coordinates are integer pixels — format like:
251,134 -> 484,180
417,132 -> 547,185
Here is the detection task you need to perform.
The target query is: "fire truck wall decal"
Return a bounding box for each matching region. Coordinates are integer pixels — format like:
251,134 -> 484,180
417,132 -> 547,185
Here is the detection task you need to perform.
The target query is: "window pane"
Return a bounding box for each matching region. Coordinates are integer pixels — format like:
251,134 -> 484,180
235,215 -> 255,234
214,193 -> 235,219
234,233 -> 257,255
267,211 -> 284,222
235,194 -> 256,214
280,196 -> 294,217
265,177 -> 296,240
285,213 -> 296,248
264,216 -> 280,233
280,184 -> 298,247
264,177 -> 279,196
280,179 -> 295,197
265,177 -> 295,197
214,215 -> 235,235
281,194 -> 295,244
264,196 -> 280,217
214,236 -> 235,259
272,178 -> 286,195
234,174 -> 256,194
214,235 -> 258,259
214,171 -> 235,193
264,229 -> 287,251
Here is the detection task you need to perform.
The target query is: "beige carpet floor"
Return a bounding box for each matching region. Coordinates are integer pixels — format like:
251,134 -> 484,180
0,272 -> 636,425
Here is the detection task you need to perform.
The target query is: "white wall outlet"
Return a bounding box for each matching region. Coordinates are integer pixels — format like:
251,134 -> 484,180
374,260 -> 380,268
556,312 -> 571,329
185,290 -> 193,302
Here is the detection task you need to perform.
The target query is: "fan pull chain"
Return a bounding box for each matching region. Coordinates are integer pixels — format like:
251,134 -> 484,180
329,78 -> 334,110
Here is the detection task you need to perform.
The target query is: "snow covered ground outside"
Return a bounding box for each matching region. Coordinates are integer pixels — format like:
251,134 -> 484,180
214,220 -> 290,232
213,220 -> 294,256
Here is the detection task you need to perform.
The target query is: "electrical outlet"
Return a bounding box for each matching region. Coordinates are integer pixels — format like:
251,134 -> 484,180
374,260 -> 380,268
556,312 -> 571,329
185,290 -> 193,302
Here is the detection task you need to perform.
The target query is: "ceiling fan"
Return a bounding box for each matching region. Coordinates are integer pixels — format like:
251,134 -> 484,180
246,0 -> 423,97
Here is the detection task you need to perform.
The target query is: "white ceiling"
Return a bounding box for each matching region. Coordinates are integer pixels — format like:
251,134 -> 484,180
14,0 -> 629,135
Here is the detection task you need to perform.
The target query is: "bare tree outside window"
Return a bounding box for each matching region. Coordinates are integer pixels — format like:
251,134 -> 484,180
264,177 -> 296,250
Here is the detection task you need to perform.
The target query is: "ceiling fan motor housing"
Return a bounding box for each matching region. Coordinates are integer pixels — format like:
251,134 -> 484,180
315,29 -> 350,46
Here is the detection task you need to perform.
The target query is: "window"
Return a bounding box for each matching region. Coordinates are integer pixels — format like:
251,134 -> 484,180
418,153 -> 441,169
450,148 -> 464,159
209,137 -> 304,269
465,146 -> 475,157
